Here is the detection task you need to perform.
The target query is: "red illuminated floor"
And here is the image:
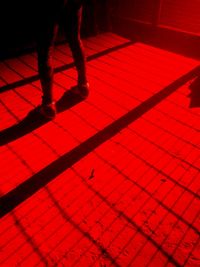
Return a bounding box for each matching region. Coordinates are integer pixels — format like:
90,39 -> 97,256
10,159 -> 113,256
0,32 -> 200,267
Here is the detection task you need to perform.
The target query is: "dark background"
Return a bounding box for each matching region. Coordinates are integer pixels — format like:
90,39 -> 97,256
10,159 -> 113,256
1,0 -> 200,60
0,0 -> 112,59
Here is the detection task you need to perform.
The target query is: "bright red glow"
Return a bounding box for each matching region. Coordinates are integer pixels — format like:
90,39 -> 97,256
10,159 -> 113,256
0,32 -> 200,267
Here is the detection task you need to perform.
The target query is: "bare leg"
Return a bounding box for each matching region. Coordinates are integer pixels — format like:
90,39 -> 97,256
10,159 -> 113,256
63,1 -> 88,85
37,21 -> 58,105
35,18 -> 58,119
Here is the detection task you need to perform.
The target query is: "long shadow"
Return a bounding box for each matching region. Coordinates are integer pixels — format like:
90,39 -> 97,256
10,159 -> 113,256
1,65 -> 199,218
188,76 -> 200,108
0,87 -> 85,146
1,66 -> 199,266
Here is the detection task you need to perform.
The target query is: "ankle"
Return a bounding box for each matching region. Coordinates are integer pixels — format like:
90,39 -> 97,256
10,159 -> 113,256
78,77 -> 88,86
78,82 -> 89,88
42,96 -> 54,106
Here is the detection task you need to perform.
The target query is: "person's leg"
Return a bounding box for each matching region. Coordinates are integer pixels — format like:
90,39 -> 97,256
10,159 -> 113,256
63,0 -> 88,87
36,21 -> 58,106
35,12 -> 59,119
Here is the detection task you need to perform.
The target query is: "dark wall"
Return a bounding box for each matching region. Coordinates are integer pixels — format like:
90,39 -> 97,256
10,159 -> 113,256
112,0 -> 200,59
114,0 -> 200,34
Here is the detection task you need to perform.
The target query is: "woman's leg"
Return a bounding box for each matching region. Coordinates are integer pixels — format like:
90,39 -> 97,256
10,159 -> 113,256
63,1 -> 88,86
36,19 -> 58,105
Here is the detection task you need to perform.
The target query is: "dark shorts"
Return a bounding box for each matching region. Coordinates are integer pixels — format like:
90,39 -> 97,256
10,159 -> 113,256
36,0 -> 84,62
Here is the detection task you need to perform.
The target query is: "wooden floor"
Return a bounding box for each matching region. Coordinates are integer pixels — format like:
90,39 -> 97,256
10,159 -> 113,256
0,32 -> 200,267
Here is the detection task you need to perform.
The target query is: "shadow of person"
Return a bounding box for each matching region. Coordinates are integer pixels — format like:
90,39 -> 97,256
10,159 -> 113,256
188,76 -> 200,108
0,87 -> 87,146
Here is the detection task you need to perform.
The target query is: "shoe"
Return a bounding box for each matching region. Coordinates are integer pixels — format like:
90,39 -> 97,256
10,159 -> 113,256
71,82 -> 90,99
37,102 -> 57,120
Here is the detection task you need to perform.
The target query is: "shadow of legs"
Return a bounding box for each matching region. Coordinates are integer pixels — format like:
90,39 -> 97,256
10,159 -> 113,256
0,87 -> 88,146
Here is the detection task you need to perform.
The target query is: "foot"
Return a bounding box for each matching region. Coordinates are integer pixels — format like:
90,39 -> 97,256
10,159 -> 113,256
37,102 -> 57,120
71,82 -> 90,99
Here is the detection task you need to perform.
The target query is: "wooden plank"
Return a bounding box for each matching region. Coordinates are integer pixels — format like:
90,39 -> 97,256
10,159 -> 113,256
0,34 -> 199,267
